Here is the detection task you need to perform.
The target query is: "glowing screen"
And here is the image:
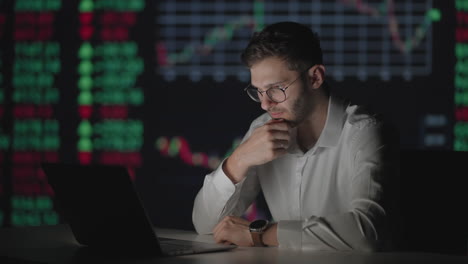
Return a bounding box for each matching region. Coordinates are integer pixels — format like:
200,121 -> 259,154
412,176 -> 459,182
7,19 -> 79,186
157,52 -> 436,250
0,0 -> 461,229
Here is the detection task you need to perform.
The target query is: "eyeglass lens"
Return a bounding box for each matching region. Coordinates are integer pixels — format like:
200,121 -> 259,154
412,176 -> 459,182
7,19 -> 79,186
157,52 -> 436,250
246,87 -> 286,103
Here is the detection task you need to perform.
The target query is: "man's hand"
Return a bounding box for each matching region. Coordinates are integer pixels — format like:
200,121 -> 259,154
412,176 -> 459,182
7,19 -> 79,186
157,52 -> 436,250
213,216 -> 253,246
224,119 -> 291,183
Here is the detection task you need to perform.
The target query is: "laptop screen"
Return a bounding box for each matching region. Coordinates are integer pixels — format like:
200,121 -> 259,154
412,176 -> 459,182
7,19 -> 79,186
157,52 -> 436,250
42,163 -> 161,253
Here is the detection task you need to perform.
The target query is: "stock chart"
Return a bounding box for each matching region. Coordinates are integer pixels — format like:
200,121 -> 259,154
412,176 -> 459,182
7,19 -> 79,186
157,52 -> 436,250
0,0 -> 463,229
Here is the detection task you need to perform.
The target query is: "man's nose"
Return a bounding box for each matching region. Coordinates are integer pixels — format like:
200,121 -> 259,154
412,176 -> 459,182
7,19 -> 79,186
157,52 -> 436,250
260,95 -> 277,111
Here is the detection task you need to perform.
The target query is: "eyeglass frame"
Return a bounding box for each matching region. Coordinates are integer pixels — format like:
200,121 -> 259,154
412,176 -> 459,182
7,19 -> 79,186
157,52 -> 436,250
243,68 -> 311,103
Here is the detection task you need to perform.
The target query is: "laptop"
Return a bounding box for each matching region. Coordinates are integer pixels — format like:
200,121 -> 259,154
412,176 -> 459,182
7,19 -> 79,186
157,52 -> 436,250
41,163 -> 236,257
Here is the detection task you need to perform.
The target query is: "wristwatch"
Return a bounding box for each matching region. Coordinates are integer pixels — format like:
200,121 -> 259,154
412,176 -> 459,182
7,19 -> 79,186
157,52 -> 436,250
249,219 -> 269,247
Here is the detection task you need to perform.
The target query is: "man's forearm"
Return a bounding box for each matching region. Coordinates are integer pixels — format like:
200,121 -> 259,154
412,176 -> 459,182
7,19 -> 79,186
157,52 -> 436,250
192,162 -> 239,234
223,154 -> 249,184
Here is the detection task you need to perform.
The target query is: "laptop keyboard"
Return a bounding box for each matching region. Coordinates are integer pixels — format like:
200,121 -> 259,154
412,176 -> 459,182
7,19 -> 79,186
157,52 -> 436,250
159,238 -> 196,255
158,237 -> 236,256
160,243 -> 193,252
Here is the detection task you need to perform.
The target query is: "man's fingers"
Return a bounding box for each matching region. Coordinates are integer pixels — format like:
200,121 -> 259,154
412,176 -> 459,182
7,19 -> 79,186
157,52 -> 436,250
213,226 -> 225,243
213,216 -> 249,244
213,225 -> 220,237
213,216 -> 236,236
212,218 -> 226,237
214,226 -> 231,244
267,122 -> 291,131
266,118 -> 285,124
265,118 -> 291,131
214,233 -> 223,243
272,148 -> 288,158
274,139 -> 290,150
268,130 -> 290,141
212,216 -> 254,246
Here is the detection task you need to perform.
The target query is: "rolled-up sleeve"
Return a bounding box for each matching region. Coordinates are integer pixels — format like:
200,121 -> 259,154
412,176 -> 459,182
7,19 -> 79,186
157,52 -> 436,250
192,160 -> 260,234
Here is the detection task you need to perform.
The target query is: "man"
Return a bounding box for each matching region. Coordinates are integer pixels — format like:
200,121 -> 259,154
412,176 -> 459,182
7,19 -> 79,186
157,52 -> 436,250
192,21 -> 396,251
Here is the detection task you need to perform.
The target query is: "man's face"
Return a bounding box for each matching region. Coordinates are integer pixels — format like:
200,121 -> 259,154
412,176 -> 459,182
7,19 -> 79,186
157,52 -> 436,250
250,57 -> 312,126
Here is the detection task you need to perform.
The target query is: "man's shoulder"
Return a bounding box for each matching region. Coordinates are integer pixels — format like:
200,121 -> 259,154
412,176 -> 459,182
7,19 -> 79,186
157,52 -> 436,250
342,102 -> 399,147
344,103 -> 382,130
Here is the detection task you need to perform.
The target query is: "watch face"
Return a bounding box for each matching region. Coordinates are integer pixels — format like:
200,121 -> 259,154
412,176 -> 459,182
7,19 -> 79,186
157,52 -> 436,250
250,219 -> 268,230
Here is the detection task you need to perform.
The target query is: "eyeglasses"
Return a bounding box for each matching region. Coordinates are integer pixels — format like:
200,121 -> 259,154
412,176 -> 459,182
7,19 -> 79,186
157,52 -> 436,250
243,72 -> 304,103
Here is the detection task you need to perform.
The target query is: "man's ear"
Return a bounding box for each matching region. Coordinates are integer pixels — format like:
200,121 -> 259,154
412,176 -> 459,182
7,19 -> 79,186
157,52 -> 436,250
307,65 -> 326,89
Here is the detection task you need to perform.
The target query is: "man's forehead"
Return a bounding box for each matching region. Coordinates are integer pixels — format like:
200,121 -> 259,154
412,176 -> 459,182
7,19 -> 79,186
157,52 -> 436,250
250,61 -> 295,88
250,56 -> 290,72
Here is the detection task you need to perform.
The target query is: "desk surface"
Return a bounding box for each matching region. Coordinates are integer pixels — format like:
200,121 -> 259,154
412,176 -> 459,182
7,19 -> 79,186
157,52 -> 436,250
0,224 -> 467,264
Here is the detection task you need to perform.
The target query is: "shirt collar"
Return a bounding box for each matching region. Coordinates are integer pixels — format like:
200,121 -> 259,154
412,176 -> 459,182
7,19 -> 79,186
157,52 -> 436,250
287,95 -> 348,155
315,95 -> 348,148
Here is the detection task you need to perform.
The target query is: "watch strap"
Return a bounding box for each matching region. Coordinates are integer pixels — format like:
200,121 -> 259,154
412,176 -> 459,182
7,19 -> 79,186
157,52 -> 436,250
251,231 -> 265,247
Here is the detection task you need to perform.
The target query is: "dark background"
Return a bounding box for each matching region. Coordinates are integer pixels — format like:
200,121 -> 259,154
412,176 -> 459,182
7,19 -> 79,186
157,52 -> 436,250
0,1 -> 464,245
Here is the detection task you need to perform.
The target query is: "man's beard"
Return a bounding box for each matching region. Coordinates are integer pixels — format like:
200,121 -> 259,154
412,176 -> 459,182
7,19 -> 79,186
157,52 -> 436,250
287,88 -> 310,127
268,95 -> 309,128
268,80 -> 312,127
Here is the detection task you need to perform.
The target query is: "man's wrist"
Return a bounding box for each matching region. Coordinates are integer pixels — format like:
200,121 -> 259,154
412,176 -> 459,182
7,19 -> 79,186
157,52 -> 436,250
223,154 -> 248,184
249,219 -> 269,247
262,223 -> 278,246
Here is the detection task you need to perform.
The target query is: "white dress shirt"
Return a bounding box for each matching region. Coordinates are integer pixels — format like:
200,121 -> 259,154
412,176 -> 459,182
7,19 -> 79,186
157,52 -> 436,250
192,95 -> 394,251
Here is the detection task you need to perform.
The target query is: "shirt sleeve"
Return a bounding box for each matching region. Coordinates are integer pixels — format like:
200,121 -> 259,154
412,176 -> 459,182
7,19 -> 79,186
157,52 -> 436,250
277,122 -> 395,252
192,160 -> 260,234
192,117 -> 268,234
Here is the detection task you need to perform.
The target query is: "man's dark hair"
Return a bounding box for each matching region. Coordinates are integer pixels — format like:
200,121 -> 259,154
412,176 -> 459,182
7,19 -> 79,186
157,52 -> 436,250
241,22 -> 323,72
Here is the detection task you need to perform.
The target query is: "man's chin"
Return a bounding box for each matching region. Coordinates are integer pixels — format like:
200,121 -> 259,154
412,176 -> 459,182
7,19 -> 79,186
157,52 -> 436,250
287,120 -> 299,127
277,117 -> 299,127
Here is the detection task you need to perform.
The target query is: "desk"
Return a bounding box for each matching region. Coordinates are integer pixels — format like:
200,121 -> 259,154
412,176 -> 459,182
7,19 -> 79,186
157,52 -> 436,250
0,224 -> 467,264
